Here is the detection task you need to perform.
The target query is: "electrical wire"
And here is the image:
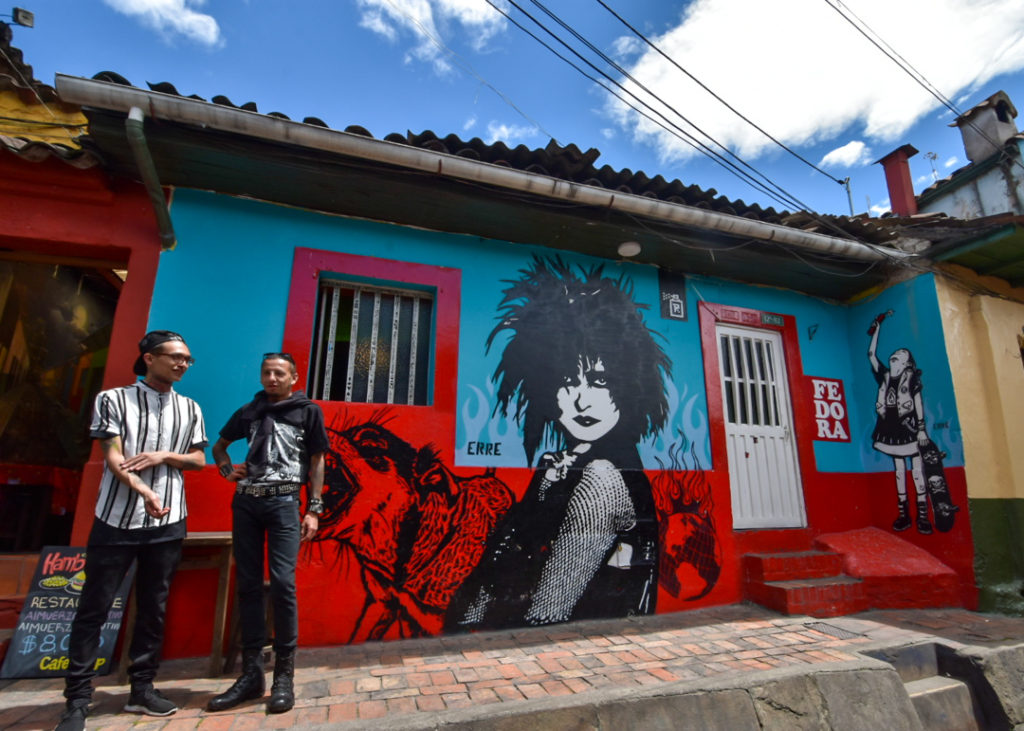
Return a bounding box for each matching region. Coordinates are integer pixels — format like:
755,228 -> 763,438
521,0 -> 816,212
487,0 -> 813,215
823,0 -> 1024,178
594,0 -> 846,188
493,0 -> 878,243
0,114 -> 85,129
0,45 -> 62,123
380,0 -> 559,144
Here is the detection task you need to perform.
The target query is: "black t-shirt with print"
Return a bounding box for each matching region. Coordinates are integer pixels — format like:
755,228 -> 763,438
220,390 -> 329,487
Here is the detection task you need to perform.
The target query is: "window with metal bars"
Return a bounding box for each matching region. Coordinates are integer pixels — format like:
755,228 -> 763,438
308,279 -> 433,404
719,332 -> 781,427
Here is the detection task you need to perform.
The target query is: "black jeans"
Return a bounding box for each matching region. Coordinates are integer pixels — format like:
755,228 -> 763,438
232,493 -> 301,653
64,539 -> 182,706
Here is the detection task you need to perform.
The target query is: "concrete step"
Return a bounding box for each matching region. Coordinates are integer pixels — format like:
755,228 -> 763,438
745,575 -> 868,617
905,675 -> 983,731
742,550 -> 843,582
864,642 -> 940,682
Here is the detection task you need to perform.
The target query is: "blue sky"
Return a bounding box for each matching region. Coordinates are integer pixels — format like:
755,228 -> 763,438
8,0 -> 1024,217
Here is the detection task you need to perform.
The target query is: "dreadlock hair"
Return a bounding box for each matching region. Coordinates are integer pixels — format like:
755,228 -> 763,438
487,256 -> 672,465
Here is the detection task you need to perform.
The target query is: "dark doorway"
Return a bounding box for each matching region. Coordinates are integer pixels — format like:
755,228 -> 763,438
0,258 -> 121,551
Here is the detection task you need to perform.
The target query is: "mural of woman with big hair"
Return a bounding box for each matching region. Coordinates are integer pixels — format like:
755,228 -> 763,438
867,310 -> 933,534
447,256 -> 671,630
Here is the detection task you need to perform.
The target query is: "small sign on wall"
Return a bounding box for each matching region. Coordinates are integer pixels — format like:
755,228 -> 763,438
0,546 -> 134,679
658,270 -> 686,321
808,377 -> 851,442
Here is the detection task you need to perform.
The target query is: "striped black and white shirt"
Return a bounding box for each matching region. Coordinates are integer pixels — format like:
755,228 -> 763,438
89,381 -> 207,532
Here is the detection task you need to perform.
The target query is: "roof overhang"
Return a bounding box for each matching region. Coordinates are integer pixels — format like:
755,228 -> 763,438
56,74 -> 903,301
926,218 -> 1024,287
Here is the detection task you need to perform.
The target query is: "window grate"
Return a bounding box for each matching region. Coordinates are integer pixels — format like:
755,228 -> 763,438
310,280 -> 433,405
719,331 -> 782,427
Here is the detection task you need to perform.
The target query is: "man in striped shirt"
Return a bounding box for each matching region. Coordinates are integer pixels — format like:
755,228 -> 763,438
56,331 -> 207,731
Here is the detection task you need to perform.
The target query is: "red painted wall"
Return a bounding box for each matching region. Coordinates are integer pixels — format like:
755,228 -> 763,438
0,153 -> 162,547
157,255 -> 977,659
698,301 -> 976,610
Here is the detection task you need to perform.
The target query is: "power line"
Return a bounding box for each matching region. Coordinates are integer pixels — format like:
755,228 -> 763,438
492,0 -> 879,243
524,0 -> 818,212
823,0 -> 1024,178
488,0 -> 815,214
379,0 -> 559,144
0,44 -> 62,123
594,0 -> 846,188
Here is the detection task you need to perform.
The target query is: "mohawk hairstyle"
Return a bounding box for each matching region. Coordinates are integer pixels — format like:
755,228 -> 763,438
487,255 -> 672,464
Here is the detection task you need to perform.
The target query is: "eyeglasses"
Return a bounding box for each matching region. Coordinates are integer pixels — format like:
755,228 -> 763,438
263,352 -> 295,364
155,352 -> 195,367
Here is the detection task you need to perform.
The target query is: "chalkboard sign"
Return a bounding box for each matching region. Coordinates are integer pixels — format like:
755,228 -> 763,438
0,546 -> 134,679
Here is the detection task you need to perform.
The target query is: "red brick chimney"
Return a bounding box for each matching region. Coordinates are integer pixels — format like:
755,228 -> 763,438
875,144 -> 919,216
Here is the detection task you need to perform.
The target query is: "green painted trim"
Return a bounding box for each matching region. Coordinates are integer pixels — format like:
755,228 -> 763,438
970,497 -> 1024,616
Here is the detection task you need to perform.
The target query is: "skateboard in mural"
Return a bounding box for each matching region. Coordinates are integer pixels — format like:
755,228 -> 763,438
920,439 -> 959,532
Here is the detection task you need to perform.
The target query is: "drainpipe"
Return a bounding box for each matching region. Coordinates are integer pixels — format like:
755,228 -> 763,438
125,106 -> 176,250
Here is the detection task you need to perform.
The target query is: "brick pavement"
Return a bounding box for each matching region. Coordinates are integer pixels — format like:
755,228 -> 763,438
2,604 -> 1023,730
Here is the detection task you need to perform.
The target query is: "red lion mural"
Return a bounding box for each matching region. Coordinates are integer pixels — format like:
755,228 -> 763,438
307,414 -> 514,642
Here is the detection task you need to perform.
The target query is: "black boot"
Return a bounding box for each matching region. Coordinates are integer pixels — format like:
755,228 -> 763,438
207,649 -> 265,712
892,497 -> 911,531
267,650 -> 295,714
916,499 -> 933,535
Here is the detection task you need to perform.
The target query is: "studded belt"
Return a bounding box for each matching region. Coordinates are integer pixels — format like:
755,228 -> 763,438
235,483 -> 300,497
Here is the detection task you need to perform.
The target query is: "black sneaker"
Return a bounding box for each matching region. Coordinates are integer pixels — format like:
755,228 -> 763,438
123,687 -> 177,716
54,705 -> 87,731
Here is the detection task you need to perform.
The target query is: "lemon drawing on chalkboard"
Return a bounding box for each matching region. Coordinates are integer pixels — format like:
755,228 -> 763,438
67,570 -> 86,594
39,575 -> 70,590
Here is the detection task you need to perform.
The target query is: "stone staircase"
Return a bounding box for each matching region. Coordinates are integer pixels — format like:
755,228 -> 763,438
866,643 -> 986,731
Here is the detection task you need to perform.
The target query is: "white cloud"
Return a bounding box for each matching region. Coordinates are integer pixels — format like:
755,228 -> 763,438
915,173 -> 933,184
606,0 -> 1024,164
463,115 -> 478,132
944,156 -> 960,168
611,35 -> 643,59
601,127 -> 616,140
819,140 -> 871,168
870,199 -> 891,216
356,0 -> 506,74
103,0 -> 222,47
485,121 -> 537,145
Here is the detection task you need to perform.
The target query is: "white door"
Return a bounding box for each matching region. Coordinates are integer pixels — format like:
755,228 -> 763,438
717,324 -> 806,529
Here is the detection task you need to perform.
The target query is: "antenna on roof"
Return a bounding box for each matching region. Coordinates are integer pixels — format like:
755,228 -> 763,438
925,151 -> 938,180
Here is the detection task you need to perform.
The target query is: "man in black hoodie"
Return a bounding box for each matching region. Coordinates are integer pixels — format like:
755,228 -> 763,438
207,353 -> 329,714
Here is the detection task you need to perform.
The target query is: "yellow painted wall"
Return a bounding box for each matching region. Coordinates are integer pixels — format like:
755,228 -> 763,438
0,89 -> 86,146
936,271 -> 1024,499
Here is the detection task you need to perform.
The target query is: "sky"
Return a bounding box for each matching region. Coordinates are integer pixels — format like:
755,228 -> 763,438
7,0 -> 1024,217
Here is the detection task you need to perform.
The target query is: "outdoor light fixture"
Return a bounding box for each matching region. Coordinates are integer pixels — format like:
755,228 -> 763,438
12,7 -> 33,27
617,241 -> 642,257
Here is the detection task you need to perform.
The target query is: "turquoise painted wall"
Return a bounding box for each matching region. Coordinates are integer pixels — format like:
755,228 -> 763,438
150,190 -> 959,472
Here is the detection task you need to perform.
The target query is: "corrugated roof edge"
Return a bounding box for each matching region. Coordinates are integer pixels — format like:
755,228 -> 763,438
0,22 -> 97,167
82,70 -> 799,228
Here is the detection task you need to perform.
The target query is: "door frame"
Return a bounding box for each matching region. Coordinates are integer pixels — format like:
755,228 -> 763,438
716,323 -> 805,528
698,302 -> 817,532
